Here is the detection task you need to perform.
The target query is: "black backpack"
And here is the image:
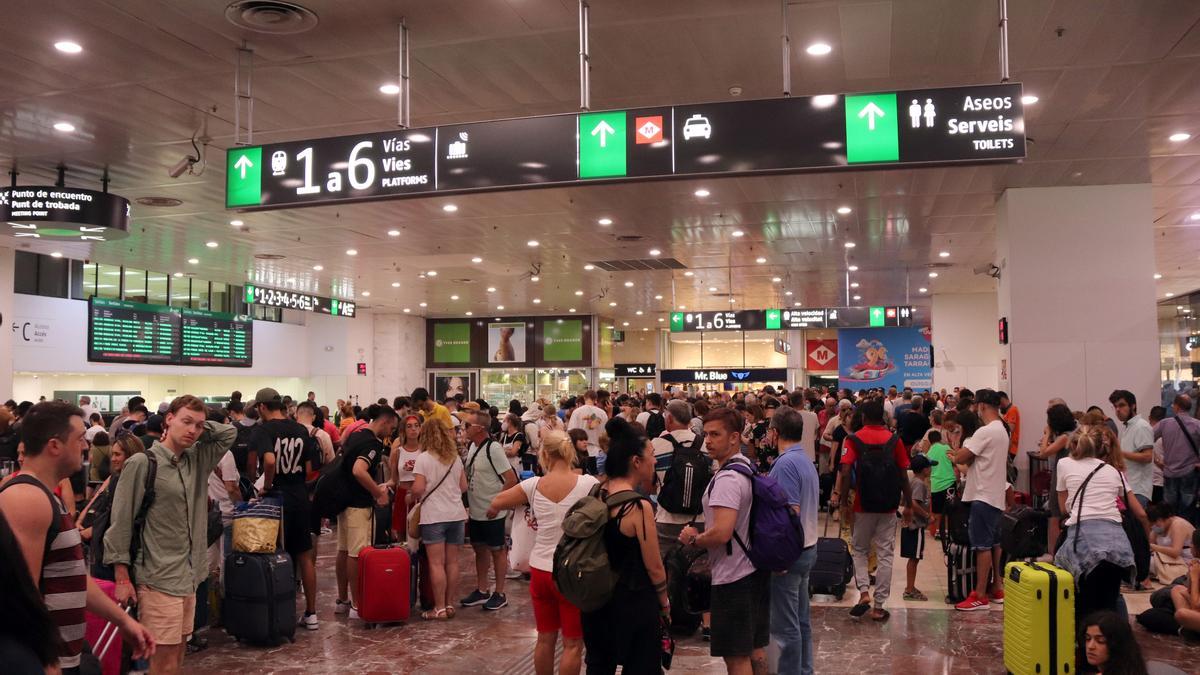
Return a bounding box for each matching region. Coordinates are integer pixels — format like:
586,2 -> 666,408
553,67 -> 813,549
848,432 -> 902,512
644,410 -> 666,440
657,434 -> 711,516
90,452 -> 159,581
230,423 -> 258,499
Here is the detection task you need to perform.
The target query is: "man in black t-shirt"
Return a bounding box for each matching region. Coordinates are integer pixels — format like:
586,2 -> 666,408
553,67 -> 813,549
251,388 -> 321,630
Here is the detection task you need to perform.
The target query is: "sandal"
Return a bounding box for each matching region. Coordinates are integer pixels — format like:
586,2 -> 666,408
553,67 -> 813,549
849,602 -> 871,618
870,609 -> 891,622
443,605 -> 457,619
903,589 -> 928,601
421,608 -> 448,621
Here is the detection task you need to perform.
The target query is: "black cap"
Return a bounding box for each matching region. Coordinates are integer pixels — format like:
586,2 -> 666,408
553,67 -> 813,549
975,389 -> 1001,408
144,414 -> 164,434
910,454 -> 938,472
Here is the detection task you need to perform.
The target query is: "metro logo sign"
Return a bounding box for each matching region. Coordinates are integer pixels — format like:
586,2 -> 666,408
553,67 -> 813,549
806,339 -> 838,371
635,116 -> 663,144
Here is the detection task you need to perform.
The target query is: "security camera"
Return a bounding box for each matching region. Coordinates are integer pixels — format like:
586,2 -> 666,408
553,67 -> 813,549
168,155 -> 198,178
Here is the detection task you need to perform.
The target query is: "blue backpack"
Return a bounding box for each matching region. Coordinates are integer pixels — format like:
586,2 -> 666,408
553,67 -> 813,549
711,459 -> 806,573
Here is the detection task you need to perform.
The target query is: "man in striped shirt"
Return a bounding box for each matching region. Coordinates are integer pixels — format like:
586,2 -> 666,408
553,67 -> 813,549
0,401 -> 155,673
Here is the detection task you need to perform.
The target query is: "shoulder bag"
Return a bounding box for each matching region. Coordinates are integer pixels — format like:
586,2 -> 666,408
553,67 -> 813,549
406,460 -> 455,540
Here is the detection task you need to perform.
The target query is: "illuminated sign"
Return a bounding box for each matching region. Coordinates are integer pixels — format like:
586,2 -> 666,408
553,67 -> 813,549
669,307 -> 914,332
615,363 -> 656,377
660,368 -> 788,384
2,186 -> 130,241
243,284 -> 356,318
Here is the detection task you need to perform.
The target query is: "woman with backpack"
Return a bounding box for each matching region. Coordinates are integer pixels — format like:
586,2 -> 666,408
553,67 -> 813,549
579,417 -> 669,675
487,431 -> 598,675
79,432 -> 145,577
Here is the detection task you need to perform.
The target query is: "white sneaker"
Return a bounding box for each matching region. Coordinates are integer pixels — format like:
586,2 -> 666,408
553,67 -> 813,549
334,599 -> 351,615
348,607 -> 360,621
300,613 -> 319,630
505,569 -> 522,580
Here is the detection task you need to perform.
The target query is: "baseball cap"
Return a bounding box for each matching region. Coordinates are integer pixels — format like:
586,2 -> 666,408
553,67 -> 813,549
975,389 -> 1001,408
145,414 -> 164,433
910,454 -> 938,472
253,387 -> 281,406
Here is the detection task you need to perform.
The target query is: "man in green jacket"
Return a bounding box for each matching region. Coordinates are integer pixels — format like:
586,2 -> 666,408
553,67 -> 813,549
105,395 -> 236,675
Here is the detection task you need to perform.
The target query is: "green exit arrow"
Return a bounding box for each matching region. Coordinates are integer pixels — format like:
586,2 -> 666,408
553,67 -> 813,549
869,306 -> 886,327
670,312 -> 685,332
579,112 -> 627,179
845,93 -> 899,164
226,147 -> 262,208
765,309 -> 781,330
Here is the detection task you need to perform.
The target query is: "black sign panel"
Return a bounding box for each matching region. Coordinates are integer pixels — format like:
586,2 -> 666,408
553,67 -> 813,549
615,363 -> 657,377
243,284 -> 356,318
2,186 -> 130,241
660,368 -> 789,384
181,308 -> 252,367
897,84 -> 1025,163
625,107 -> 674,177
780,308 -> 832,328
436,116 -> 577,191
671,310 -> 767,332
88,298 -> 180,365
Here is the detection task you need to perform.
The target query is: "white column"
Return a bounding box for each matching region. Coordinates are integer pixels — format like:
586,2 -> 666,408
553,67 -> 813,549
373,313 -> 427,400
0,247 -> 13,397
996,185 -> 1159,471
931,292 -> 999,392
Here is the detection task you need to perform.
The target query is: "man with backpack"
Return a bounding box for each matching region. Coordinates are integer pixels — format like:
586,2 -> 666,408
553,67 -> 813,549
829,400 -> 912,622
638,392 -> 666,440
461,410 -> 518,612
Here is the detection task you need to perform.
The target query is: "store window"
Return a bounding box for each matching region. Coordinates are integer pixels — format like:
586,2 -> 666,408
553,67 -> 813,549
536,369 -> 589,403
147,272 -> 169,305
743,330 -> 787,368
480,369 -> 535,408
191,279 -> 210,309
96,264 -> 122,299
170,276 -> 191,307
123,268 -> 147,303
1159,298 -> 1198,390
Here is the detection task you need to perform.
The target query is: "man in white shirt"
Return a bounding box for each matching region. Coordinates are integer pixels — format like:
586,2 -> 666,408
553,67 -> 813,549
1110,389 -> 1155,507
78,395 -> 99,421
567,390 -> 608,475
952,389 -> 1010,611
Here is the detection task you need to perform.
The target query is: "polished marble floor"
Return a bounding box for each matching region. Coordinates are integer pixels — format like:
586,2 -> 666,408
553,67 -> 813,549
183,531 -> 1198,674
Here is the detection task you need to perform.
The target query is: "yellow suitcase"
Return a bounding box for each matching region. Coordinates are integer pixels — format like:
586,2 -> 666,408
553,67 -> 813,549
1003,561 -> 1074,675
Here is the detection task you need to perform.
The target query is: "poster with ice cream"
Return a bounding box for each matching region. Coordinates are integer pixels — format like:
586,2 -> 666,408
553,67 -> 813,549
838,327 -> 932,391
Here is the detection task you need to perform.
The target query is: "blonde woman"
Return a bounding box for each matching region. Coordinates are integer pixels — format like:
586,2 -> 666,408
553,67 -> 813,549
411,418 -> 467,620
488,431 -> 598,675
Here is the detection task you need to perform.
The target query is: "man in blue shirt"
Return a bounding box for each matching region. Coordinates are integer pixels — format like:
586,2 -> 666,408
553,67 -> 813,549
767,408 -> 820,675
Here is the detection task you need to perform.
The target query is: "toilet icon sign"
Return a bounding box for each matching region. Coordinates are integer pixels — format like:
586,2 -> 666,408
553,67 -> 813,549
910,99 -> 936,128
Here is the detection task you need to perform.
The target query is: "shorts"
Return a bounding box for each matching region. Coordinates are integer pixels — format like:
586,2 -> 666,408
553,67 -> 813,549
900,527 -> 926,560
967,500 -> 1003,551
529,567 -> 583,639
337,506 -> 373,557
421,520 -> 465,545
931,489 -> 948,515
710,570 -> 770,658
136,586 -> 195,646
279,488 -> 314,557
468,518 -> 506,550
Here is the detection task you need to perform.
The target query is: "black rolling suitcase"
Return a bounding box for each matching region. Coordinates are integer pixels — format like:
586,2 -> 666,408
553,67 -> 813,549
944,540 -> 977,604
224,551 -> 296,644
809,505 -> 853,599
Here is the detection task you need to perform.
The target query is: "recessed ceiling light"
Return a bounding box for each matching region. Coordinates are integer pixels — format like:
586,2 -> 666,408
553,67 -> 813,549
623,321 -> 630,327
388,229 -> 401,237
419,302 -> 428,307
531,276 -> 540,282
50,251 -> 63,258
497,305 -> 505,311
362,291 -> 371,297
313,264 -> 323,271
649,249 -> 661,256
569,308 -> 576,313
658,317 -> 664,322
54,40 -> 83,54
173,272 -> 183,277
1166,292 -> 1175,297
732,230 -> 745,238
683,271 -> 694,277
848,265 -> 859,272
403,308 -> 411,313
844,242 -> 856,248
654,294 -> 663,300
919,287 -> 928,293
836,206 -> 852,215
206,241 -> 218,248
487,287 -> 496,293
391,282 -> 400,288
442,203 -> 458,212
1169,132 -> 1191,143
609,301 -> 618,307
187,258 -> 199,265
793,302 -> 802,307
1021,94 -> 1039,105
625,281 -> 634,288
575,290 -> 584,296
812,94 -> 837,109
784,290 -> 793,296
426,270 -> 437,276
643,327 -> 649,332
598,217 -> 613,226
584,264 -> 595,271
527,240 -> 539,247
636,310 -> 644,316
694,188 -> 710,197
230,219 -> 244,227
533,298 -> 542,304
729,298 -> 736,303
465,311 -> 473,316
708,286 -> 718,292
938,251 -> 950,258
806,42 -> 833,56
850,282 -> 860,288
379,83 -> 401,95
853,294 -> 862,301
53,121 -> 75,133
450,294 -> 459,300
772,277 -> 782,283
928,271 -> 939,278
346,249 -> 358,256
472,257 -> 483,263
678,305 -> 686,310
755,257 -> 766,264
1154,273 -> 1163,280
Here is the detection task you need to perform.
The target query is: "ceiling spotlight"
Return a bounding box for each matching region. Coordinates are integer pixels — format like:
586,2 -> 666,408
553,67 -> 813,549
388,229 -> 401,236
471,257 -> 483,263
928,271 -> 939,278
450,294 -> 459,300
403,308 -> 411,313
442,203 -> 458,212
1154,273 -> 1163,280
50,251 -> 63,258
939,251 -> 950,258
754,256 -> 767,264
850,282 -> 860,288
636,310 -> 644,316
346,249 -> 358,256
584,264 -> 595,271
379,83 -> 401,95
649,248 -> 661,256
206,241 -> 218,248
533,298 -> 542,304
426,270 -> 437,277
1166,292 -> 1175,297
772,277 -> 782,283
643,327 -> 649,332
465,311 -> 473,316
678,305 -> 686,310
173,272 -> 183,277
793,302 -> 802,307
569,308 -> 576,313
836,206 -> 852,215
575,290 -> 584,296
732,230 -> 745,238
230,219 -> 244,227
806,42 -> 833,56
625,281 -> 634,287
527,240 -> 539,247
708,286 -> 718,292
531,276 -> 540,282
729,298 -> 736,303
419,302 -> 428,307
919,287 -> 928,293
784,290 -> 793,296
486,287 -> 496,293
598,217 -> 613,226
853,294 -> 862,301
54,40 -> 83,54
812,94 -> 837,109
313,264 -> 323,271
694,188 -> 710,197
654,294 -> 663,300
53,121 -> 75,133
1169,132 -> 1192,143
848,265 -> 859,272
844,242 -> 856,248
1190,212 -> 1200,221
187,258 -> 199,265
497,305 -> 505,311
683,271 -> 694,277
362,291 -> 371,297
391,282 -> 400,288
658,317 -> 664,322
609,301 -> 618,307
1021,94 -> 1039,105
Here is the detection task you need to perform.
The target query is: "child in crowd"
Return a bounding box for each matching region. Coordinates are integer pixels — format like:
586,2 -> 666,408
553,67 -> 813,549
925,430 -> 955,538
902,454 -> 935,601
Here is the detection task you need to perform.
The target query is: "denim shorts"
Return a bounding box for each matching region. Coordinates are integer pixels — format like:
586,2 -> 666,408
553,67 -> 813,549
421,520 -> 465,545
968,500 -> 1003,551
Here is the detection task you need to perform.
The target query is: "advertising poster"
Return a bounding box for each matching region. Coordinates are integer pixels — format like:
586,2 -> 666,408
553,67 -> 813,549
543,319 -> 584,362
837,327 -> 932,391
430,372 -> 475,403
432,322 -> 472,363
488,322 -> 527,363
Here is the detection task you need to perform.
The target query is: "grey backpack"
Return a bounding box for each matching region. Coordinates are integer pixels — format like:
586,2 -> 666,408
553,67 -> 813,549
552,486 -> 644,612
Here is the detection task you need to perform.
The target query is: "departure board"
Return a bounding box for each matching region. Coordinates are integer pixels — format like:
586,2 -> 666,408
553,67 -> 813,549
88,298 -> 180,364
181,308 -> 253,367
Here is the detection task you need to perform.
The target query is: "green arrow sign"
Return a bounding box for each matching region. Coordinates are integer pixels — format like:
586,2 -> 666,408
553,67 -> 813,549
869,306 -> 886,327
669,312 -> 685,332
765,309 -> 781,330
845,93 -> 899,164
579,112 -> 627,179
226,147 -> 262,207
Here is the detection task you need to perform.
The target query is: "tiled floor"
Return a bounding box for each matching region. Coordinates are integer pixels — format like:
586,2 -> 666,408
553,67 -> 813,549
183,529 -> 1197,674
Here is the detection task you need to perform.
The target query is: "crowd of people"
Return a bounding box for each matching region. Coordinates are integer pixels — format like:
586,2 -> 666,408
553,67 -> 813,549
0,382 -> 1197,674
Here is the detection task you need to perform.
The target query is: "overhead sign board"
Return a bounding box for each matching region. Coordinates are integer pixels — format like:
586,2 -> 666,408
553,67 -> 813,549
615,363 -> 657,377
660,368 -> 789,384
669,306 -> 913,332
243,284 -> 356,318
2,186 -> 130,241
227,83 -> 1025,210
88,298 -> 252,367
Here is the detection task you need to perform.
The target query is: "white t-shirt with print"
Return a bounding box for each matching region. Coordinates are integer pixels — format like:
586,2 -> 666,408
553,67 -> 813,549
522,474 -> 599,572
394,446 -> 422,483
962,419 -> 1010,510
567,404 -> 609,457
1056,457 -> 1126,526
413,453 -> 466,525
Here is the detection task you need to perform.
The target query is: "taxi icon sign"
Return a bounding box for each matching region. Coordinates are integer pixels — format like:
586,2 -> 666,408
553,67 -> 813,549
682,114 -> 711,140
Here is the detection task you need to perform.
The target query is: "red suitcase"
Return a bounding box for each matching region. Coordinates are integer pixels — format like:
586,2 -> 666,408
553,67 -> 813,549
356,544 -> 411,625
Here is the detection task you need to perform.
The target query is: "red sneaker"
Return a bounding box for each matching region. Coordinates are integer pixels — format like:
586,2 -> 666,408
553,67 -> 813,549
989,589 -> 1005,604
955,591 -> 989,612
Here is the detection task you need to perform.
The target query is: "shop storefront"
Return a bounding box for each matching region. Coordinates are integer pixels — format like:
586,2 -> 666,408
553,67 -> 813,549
613,363 -> 657,394
660,367 -> 788,394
